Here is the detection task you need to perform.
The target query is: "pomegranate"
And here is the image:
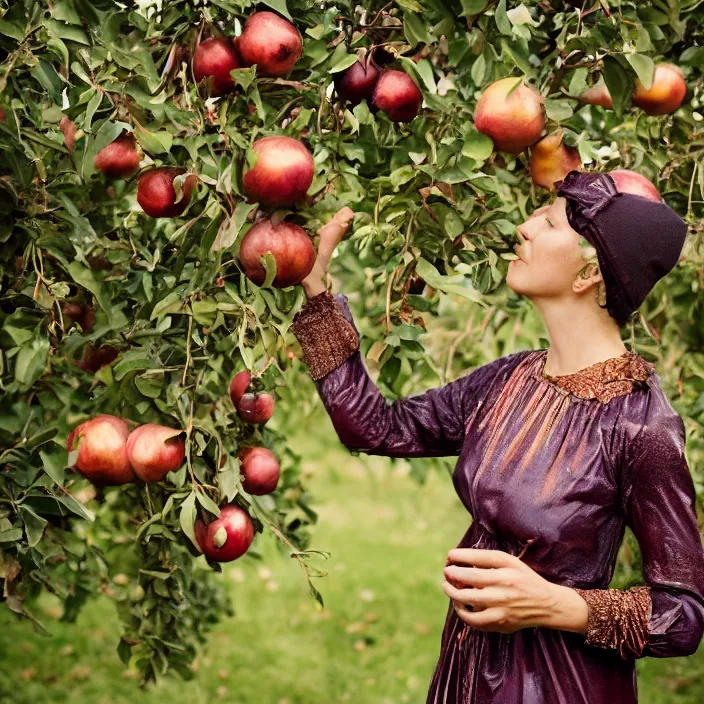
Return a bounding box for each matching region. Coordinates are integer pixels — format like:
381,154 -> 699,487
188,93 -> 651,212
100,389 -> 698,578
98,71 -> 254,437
371,70 -> 422,122
609,169 -> 661,202
236,392 -> 275,424
334,58 -> 380,106
195,503 -> 255,562
94,133 -> 141,178
137,168 -> 198,218
529,129 -> 581,190
474,77 -> 545,154
238,218 -> 316,287
238,446 -> 281,495
125,424 -> 186,482
242,135 -> 314,208
632,63 -> 686,116
229,370 -> 252,407
60,116 -> 77,151
237,11 -> 303,77
76,344 -> 119,373
193,37 -> 241,95
67,415 -> 135,486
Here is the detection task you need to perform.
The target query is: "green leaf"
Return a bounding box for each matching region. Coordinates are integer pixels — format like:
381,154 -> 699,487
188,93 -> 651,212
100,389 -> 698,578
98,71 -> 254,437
14,338 -> 49,388
179,492 -> 199,550
415,258 -> 481,302
260,252 -> 278,288
261,0 -> 292,21
135,376 -> 163,399
495,0 -> 513,36
462,129 -> 494,161
230,67 -> 257,92
568,68 -> 588,97
67,261 -> 111,316
625,54 -> 655,91
0,19 -> 24,42
329,53 -> 359,74
0,529 -> 23,543
196,491 -> 221,518
20,507 -> 48,548
543,98 -> 574,123
56,494 -> 95,522
41,448 -> 68,485
133,125 -> 172,155
602,55 -> 631,118
403,12 -> 434,46
460,0 -> 488,16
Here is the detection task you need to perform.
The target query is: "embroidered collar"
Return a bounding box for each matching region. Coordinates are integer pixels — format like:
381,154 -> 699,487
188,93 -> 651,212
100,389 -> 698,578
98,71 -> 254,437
536,349 -> 656,403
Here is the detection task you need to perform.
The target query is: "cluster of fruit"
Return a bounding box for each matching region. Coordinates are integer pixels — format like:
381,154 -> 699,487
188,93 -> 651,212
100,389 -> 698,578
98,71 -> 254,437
66,370 -> 281,562
475,61 -> 687,190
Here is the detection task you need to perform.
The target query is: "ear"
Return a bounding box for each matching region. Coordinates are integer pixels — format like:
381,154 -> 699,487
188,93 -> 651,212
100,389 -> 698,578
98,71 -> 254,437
572,264 -> 602,295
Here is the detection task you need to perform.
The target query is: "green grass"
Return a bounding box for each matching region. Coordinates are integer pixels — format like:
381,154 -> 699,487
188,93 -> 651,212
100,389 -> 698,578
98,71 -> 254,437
1,421 -> 703,703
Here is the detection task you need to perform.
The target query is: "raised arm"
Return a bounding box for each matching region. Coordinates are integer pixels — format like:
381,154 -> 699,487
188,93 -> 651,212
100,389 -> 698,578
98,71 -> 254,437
572,408 -> 704,658
291,289 -> 507,458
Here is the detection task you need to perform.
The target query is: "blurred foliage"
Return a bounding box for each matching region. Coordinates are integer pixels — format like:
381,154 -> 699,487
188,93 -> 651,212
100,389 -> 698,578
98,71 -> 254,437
0,0 -> 703,686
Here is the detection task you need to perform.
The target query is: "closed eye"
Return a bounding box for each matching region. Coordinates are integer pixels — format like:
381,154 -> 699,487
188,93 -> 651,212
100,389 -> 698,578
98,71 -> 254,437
545,217 -> 554,227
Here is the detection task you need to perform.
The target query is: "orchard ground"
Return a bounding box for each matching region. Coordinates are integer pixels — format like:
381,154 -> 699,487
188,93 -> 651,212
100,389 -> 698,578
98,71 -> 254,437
2,408 -> 703,704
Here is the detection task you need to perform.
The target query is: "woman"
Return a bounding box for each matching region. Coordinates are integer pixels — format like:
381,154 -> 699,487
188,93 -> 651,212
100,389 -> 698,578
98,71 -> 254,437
290,170 -> 704,703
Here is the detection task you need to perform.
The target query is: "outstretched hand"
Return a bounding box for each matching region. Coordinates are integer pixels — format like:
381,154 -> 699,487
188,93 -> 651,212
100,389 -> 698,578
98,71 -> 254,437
301,206 -> 355,297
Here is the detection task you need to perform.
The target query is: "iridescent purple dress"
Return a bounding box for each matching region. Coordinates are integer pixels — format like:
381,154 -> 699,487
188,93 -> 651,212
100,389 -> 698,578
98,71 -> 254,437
290,291 -> 704,704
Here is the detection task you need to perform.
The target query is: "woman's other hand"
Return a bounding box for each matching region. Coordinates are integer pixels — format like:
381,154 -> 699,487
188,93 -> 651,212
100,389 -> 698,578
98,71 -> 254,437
442,548 -> 588,635
301,206 -> 356,298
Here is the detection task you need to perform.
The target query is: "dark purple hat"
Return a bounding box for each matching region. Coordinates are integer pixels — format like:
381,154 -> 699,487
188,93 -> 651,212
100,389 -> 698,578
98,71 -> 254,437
554,170 -> 688,327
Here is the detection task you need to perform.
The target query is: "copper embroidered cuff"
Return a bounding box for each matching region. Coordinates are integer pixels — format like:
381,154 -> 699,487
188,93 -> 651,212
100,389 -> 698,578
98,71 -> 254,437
572,586 -> 652,659
290,290 -> 360,381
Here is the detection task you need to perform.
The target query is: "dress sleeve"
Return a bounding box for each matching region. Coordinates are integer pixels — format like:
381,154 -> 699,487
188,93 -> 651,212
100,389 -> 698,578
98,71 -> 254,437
573,408 -> 704,659
290,289 -> 510,458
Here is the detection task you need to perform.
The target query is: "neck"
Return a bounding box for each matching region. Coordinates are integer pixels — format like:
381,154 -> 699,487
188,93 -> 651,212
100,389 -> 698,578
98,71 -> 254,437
533,297 -> 628,376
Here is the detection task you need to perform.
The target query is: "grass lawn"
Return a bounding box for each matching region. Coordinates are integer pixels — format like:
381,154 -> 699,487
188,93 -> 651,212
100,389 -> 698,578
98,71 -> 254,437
1,417 -> 703,703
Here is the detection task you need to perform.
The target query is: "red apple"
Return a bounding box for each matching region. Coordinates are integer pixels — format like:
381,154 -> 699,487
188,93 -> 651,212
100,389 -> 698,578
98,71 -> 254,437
371,70 -> 422,123
229,370 -> 252,407
67,415 -> 136,486
242,136 -> 314,207
125,424 -> 186,482
137,168 -> 198,218
62,302 -> 94,333
237,11 -> 303,78
474,77 -> 545,154
609,169 -> 661,202
94,133 -> 141,178
334,58 -> 380,106
192,37 -> 241,95
76,344 -> 119,373
238,218 -> 316,287
60,116 -> 77,151
632,63 -> 686,116
0,107 -> 5,123
529,129 -> 582,190
238,446 -> 281,495
195,503 -> 255,562
236,392 -> 275,424
578,77 -> 613,109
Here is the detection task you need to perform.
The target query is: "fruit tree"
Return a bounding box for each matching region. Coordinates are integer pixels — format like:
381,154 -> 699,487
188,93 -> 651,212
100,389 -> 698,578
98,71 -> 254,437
1,0 -> 703,686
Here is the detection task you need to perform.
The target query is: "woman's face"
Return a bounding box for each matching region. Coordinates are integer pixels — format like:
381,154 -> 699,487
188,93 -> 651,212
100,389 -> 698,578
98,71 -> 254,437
506,197 -> 589,299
